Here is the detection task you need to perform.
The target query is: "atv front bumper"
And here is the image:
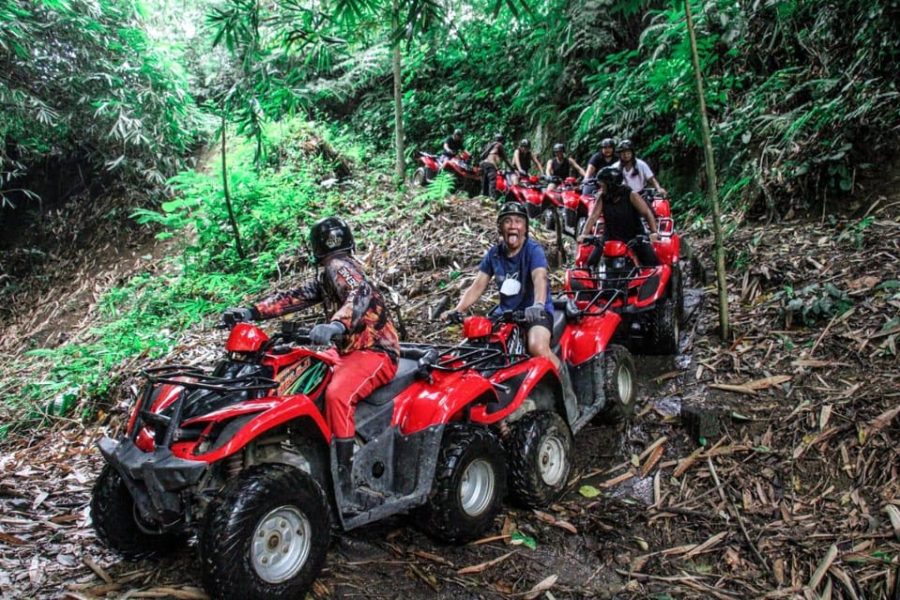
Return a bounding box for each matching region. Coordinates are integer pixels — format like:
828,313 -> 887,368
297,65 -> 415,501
98,437 -> 207,524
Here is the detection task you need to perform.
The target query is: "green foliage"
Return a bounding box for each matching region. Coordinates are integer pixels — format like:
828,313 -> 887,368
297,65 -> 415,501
836,216 -> 875,250
418,170 -> 455,206
781,282 -> 853,327
300,0 -> 899,216
3,118 -> 359,431
0,0 -> 205,206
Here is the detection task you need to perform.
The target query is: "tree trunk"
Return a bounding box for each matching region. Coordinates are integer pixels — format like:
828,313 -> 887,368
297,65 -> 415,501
221,113 -> 245,260
392,1 -> 405,183
684,0 -> 729,340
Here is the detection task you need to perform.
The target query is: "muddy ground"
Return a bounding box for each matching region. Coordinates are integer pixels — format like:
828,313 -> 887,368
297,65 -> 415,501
0,189 -> 898,599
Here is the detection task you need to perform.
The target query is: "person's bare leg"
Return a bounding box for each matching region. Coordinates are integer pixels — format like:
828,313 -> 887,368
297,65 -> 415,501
528,326 -> 560,370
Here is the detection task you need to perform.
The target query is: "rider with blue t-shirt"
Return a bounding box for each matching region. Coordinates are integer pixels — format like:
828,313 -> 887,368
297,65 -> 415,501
443,202 -> 560,370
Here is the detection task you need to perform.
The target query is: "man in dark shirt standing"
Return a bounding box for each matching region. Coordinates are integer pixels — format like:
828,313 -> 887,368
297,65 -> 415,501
443,128 -> 464,158
480,133 -> 514,198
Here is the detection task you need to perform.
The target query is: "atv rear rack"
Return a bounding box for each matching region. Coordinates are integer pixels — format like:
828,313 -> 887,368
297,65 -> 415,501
400,342 -> 529,375
129,365 -> 277,447
564,285 -> 625,316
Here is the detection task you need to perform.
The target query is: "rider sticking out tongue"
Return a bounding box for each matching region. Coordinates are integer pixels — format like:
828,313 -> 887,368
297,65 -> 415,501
442,202 -> 561,371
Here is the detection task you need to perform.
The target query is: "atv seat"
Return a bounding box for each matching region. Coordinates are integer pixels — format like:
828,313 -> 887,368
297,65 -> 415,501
550,297 -> 575,347
355,357 -> 420,443
362,358 -> 419,407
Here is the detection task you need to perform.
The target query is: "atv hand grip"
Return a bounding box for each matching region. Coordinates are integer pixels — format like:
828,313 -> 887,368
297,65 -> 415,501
446,311 -> 464,324
415,347 -> 441,380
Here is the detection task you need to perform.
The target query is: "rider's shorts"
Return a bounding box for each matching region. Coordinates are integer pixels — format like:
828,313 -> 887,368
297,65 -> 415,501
525,313 -> 553,334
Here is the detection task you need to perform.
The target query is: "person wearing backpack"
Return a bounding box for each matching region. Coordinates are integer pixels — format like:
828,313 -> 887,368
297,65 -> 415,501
480,133 -> 514,198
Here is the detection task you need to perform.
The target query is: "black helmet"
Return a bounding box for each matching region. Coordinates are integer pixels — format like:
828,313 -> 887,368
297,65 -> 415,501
553,143 -> 565,153
600,138 -> 615,149
494,133 -> 505,143
597,166 -> 625,188
453,128 -> 463,136
497,201 -> 529,230
310,216 -> 354,263
519,138 -> 531,148
618,139 -> 634,152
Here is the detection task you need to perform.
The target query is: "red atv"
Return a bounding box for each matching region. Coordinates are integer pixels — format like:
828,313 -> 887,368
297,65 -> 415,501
564,191 -> 683,354
413,150 -> 481,195
504,174 -> 547,218
92,321 -> 523,599
541,176 -> 596,260
492,168 -> 517,200
444,298 -> 638,505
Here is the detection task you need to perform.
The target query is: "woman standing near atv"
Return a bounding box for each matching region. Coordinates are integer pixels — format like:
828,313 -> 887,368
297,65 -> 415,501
222,217 -> 400,500
579,166 -> 661,266
512,138 -> 543,184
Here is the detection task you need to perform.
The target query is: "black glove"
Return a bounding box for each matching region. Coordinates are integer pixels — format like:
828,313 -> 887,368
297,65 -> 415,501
443,310 -> 463,324
525,303 -> 546,324
222,307 -> 256,327
310,321 -> 345,345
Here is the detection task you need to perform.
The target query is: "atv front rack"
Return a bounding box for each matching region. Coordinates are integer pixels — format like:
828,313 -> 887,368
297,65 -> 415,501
129,365 -> 278,447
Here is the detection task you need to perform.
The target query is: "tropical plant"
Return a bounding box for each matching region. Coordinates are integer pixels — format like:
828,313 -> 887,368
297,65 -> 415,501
0,0 -> 204,209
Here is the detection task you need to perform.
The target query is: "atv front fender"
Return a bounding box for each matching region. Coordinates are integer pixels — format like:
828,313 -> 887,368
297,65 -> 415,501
471,357 -> 561,424
560,313 -> 622,366
185,395 -> 330,463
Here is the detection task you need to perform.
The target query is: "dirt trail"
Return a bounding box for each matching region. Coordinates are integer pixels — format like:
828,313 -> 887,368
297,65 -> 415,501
0,190 -> 898,599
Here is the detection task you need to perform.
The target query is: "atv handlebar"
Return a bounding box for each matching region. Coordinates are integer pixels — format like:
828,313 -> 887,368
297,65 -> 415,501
279,321 -> 345,346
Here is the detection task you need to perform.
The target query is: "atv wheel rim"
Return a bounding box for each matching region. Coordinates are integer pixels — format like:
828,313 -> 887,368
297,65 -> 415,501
538,434 -> 567,486
251,505 -> 311,584
460,459 -> 495,517
617,364 -> 634,405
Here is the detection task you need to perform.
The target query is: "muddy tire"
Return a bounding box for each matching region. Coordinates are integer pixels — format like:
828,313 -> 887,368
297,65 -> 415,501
412,168 -> 433,187
671,264 -> 684,323
417,424 -> 506,544
553,211 -> 566,266
542,207 -> 557,231
199,464 -> 330,600
647,296 -> 679,355
506,411 -> 573,508
597,345 -> 637,424
91,465 -> 185,559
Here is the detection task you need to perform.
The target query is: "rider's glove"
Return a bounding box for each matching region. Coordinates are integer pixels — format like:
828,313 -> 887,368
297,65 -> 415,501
222,307 -> 256,327
525,303 -> 547,324
310,321 -> 346,345
443,310 -> 463,324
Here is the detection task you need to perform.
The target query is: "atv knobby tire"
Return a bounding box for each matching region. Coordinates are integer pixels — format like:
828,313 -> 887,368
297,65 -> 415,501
596,345 -> 637,424
199,464 -> 330,600
417,424 -> 506,544
671,263 -> 684,324
647,296 -> 679,355
413,167 -> 434,187
506,411 -> 573,508
91,465 -> 185,559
